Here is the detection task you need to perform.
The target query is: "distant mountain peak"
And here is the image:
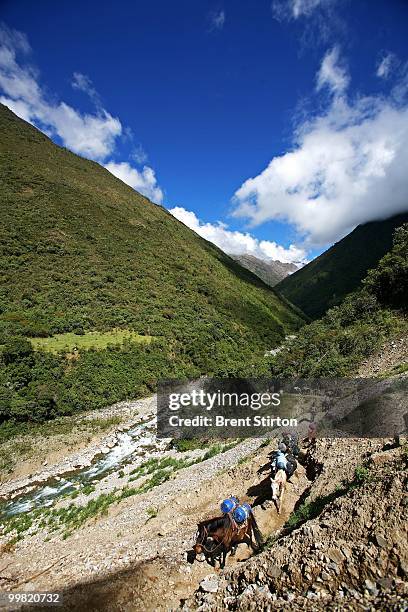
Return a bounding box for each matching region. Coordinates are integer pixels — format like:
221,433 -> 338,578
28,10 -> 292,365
229,253 -> 297,287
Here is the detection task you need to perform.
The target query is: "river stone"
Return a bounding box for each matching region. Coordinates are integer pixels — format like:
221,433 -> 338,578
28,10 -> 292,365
364,579 -> 379,596
268,565 -> 282,579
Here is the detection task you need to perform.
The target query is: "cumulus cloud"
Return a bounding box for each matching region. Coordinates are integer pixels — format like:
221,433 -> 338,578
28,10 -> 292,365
209,9 -> 225,31
105,161 -> 163,204
0,24 -> 165,200
316,46 -> 349,95
169,206 -> 307,264
232,50 -> 408,247
0,24 -> 122,160
376,52 -> 397,79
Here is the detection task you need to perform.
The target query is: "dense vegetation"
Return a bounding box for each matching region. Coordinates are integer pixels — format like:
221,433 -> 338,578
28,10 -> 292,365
0,105 -> 302,426
277,212 -> 408,319
268,224 -> 408,377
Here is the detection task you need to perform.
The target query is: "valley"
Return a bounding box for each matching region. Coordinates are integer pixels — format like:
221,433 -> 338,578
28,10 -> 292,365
0,386 -> 406,611
0,102 -> 407,611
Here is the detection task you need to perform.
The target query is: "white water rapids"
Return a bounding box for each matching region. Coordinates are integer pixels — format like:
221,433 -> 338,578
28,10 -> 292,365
0,418 -> 162,518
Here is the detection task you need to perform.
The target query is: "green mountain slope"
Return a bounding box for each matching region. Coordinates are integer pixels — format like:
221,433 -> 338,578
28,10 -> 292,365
277,213 -> 408,319
0,105 -> 302,423
267,223 -> 408,378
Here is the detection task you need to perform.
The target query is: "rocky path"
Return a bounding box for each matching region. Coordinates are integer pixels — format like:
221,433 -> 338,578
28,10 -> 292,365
188,438 -> 408,611
0,434 -> 310,611
358,333 -> 408,377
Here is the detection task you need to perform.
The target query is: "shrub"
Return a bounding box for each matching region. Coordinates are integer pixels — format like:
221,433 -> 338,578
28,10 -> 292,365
1,338 -> 34,365
364,223 -> 408,309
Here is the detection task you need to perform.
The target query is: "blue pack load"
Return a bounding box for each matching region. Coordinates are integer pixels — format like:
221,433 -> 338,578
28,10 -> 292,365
274,451 -> 288,471
220,496 -> 239,514
233,502 -> 251,524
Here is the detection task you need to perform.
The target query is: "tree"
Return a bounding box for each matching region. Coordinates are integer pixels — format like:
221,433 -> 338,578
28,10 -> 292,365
363,223 -> 408,309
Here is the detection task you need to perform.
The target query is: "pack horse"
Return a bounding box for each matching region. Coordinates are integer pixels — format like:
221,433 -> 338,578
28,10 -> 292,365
193,497 -> 263,568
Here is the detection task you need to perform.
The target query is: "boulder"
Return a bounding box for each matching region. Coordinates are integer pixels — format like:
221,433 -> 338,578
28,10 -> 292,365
200,575 -> 219,593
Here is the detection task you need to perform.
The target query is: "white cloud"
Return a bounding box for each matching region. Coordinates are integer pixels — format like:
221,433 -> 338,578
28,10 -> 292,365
71,71 -> 100,105
0,23 -> 30,54
376,52 -> 397,79
169,206 -> 307,264
0,25 -> 122,160
0,24 -> 165,200
131,143 -> 148,165
105,161 -> 164,204
209,10 -> 226,31
232,50 -> 408,247
272,0 -> 335,21
316,46 -> 349,95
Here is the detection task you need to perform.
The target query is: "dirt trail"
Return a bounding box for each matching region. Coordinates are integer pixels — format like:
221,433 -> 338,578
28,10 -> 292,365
56,446 -> 309,612
0,441 -> 309,612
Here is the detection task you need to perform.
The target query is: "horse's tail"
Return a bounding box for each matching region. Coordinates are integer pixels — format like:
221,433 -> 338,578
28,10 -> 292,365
250,513 -> 263,548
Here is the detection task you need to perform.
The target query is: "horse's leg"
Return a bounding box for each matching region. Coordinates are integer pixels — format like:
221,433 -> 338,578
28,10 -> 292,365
243,533 -> 254,551
221,546 -> 226,569
249,523 -> 258,551
280,482 -> 285,513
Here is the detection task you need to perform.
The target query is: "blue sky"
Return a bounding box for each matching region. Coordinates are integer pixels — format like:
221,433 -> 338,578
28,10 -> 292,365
1,0 -> 408,262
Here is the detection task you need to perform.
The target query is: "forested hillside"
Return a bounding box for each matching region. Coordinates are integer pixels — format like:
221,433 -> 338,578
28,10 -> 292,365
268,224 -> 408,377
277,213 -> 408,319
0,105 -> 302,426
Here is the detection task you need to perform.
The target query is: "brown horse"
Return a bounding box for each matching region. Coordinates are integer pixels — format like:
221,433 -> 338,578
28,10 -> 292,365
192,511 -> 263,568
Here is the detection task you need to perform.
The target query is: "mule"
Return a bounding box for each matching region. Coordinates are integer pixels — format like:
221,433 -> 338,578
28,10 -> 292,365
193,511 -> 263,568
271,468 -> 287,514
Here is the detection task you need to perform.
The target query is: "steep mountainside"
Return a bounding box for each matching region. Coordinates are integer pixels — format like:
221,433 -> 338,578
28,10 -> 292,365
277,213 -> 408,319
0,105 -> 302,422
0,209 -> 406,610
229,253 -> 297,287
266,223 -> 408,378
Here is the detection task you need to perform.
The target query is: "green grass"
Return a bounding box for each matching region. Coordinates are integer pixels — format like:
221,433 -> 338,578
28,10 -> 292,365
381,362 -> 408,378
146,507 -> 158,519
171,438 -> 213,452
29,329 -> 152,353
